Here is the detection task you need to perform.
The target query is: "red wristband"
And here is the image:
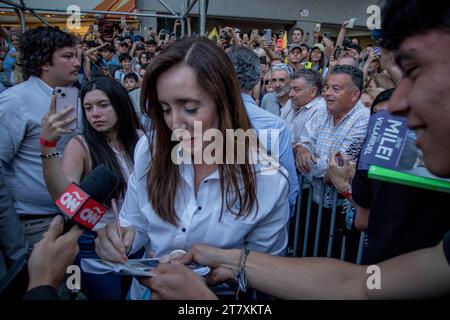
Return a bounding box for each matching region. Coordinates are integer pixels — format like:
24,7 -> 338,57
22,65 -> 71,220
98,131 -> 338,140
342,190 -> 352,199
40,137 -> 57,148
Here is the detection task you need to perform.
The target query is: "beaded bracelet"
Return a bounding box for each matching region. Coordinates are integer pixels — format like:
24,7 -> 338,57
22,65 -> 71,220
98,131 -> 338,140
235,248 -> 250,297
39,152 -> 61,159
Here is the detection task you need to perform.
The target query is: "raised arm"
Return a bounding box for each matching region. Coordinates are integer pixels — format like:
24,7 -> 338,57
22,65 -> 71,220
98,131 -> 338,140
85,42 -> 106,63
187,17 -> 192,37
40,96 -> 86,201
336,22 -> 347,48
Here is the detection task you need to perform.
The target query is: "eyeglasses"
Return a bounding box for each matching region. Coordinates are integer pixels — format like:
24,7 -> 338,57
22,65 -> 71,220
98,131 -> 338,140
264,80 -> 272,85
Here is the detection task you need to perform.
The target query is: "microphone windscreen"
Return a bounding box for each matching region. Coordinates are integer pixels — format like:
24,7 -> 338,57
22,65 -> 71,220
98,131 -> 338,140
79,165 -> 120,204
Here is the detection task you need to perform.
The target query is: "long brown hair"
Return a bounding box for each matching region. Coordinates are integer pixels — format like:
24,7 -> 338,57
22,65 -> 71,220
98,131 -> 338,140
141,37 -> 258,226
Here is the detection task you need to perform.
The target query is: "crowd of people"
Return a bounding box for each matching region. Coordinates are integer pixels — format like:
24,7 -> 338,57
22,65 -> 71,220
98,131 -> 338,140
0,0 -> 449,301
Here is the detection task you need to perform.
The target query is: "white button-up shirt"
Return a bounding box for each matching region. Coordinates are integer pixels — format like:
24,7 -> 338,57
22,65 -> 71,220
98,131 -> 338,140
120,136 -> 290,299
280,96 -> 327,144
121,136 -> 290,255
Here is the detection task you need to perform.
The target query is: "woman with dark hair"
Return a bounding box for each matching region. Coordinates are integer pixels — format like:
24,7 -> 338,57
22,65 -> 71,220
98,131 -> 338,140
303,43 -> 329,79
40,77 -> 143,299
134,51 -> 150,74
95,37 -> 291,299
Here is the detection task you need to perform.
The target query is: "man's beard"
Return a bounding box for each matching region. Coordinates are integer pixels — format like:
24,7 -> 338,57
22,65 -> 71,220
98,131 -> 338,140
275,85 -> 290,98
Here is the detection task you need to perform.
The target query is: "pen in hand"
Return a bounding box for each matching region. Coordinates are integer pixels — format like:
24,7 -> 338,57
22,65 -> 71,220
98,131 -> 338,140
111,198 -> 130,258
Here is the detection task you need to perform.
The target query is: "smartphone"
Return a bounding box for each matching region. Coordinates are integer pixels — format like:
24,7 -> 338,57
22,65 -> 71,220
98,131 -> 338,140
323,32 -> 331,39
373,47 -> 382,57
55,87 -> 78,130
276,38 -> 283,50
93,24 -> 98,32
335,153 -> 344,167
263,29 -> 272,43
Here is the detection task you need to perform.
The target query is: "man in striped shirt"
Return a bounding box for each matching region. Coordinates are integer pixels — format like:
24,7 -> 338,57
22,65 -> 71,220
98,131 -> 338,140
295,65 -> 370,202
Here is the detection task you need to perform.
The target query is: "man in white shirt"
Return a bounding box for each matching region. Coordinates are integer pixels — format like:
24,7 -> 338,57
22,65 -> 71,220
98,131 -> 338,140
0,27 -> 80,246
281,69 -> 327,146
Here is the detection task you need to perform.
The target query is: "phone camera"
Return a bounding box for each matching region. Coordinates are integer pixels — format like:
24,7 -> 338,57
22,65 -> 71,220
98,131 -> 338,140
61,93 -> 66,97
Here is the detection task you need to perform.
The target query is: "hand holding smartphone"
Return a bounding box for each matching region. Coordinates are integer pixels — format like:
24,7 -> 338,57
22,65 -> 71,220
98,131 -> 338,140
55,87 -> 78,130
373,47 -> 382,58
263,29 -> 272,43
335,152 -> 345,167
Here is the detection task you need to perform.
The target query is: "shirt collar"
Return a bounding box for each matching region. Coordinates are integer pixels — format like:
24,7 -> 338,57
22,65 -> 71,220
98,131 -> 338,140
331,99 -> 365,126
174,145 -> 221,187
293,96 -> 322,113
304,96 -> 323,110
241,93 -> 255,104
29,76 -> 54,98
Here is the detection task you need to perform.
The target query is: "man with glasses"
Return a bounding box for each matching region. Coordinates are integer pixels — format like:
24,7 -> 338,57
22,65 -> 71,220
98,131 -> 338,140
261,63 -> 292,116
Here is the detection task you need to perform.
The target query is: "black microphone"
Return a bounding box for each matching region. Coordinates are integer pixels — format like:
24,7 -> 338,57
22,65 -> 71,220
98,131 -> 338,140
55,165 -> 119,230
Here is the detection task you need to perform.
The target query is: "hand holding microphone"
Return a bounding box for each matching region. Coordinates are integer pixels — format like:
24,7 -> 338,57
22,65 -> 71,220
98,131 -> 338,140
27,216 -> 84,291
55,165 -> 119,231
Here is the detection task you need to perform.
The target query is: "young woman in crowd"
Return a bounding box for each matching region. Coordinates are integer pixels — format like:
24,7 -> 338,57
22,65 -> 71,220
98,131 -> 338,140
94,37 -> 291,299
134,51 -> 151,74
303,43 -> 329,79
40,77 -> 143,299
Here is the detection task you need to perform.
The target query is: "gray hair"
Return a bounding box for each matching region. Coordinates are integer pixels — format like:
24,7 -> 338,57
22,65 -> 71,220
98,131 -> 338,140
291,69 -> 323,97
329,65 -> 364,92
336,56 -> 359,68
226,45 -> 261,91
271,63 -> 292,77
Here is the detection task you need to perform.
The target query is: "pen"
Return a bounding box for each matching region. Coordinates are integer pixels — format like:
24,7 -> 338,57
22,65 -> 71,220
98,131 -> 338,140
112,198 -> 132,257
111,198 -> 122,241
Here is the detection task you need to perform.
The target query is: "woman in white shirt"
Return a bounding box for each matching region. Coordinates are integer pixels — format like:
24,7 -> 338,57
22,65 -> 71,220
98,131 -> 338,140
95,38 -> 291,299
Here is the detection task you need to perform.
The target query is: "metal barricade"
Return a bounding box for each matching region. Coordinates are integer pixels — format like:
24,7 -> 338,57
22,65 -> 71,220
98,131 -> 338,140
290,174 -> 366,265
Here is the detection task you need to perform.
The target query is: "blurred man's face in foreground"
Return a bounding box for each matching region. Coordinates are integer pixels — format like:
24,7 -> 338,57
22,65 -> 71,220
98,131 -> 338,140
389,31 -> 450,177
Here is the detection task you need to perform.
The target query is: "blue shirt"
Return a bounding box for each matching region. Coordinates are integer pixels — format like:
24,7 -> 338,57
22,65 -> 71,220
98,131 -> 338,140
242,93 -> 299,215
0,77 -> 73,215
3,47 -> 17,72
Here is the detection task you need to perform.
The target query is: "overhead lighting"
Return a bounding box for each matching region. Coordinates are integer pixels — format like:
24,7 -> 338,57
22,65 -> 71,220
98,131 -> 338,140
0,11 -> 6,14
45,14 -> 51,18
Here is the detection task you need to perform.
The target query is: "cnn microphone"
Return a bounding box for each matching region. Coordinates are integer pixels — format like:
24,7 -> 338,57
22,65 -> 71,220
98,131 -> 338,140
55,165 -> 119,230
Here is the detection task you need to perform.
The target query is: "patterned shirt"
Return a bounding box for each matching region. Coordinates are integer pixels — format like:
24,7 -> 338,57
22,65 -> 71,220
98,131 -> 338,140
298,99 -> 370,204
280,96 -> 327,145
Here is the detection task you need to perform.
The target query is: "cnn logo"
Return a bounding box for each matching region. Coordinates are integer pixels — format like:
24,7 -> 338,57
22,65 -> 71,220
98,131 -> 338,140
79,207 -> 103,225
60,191 -> 85,213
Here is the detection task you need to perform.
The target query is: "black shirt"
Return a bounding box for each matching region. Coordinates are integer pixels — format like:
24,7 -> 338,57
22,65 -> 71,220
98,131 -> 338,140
444,230 -> 450,266
352,169 -> 450,264
23,285 -> 59,300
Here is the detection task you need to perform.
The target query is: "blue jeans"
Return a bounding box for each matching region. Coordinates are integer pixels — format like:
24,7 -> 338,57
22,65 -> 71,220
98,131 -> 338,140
75,230 -> 144,300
